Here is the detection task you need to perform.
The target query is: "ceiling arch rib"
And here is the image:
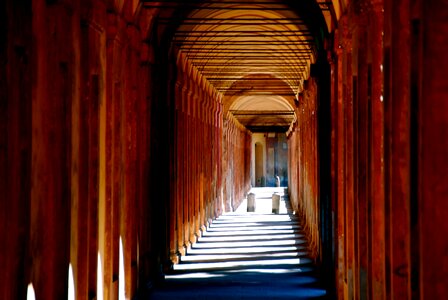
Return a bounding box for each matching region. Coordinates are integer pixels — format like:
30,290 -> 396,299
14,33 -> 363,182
229,95 -> 296,132
147,0 -> 323,132
174,3 -> 315,94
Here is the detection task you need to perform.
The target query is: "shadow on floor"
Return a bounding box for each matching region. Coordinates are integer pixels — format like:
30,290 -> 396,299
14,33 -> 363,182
144,188 -> 330,300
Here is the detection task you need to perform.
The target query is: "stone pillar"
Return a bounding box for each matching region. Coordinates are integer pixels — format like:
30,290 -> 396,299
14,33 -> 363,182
272,193 -> 280,214
247,193 -> 256,212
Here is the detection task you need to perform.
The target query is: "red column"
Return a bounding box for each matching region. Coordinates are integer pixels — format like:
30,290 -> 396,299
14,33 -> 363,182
171,79 -> 183,263
187,85 -> 194,246
182,85 -> 189,250
31,1 -> 76,298
193,87 -> 200,238
383,0 -> 412,297
1,2 -> 32,299
419,0 -> 448,297
104,11 -> 118,298
329,46 -> 339,297
343,30 -> 356,300
369,0 -> 386,298
335,28 -> 347,299
354,9 -> 370,298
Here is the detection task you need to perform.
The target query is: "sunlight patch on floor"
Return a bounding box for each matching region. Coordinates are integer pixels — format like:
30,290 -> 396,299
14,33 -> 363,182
68,264 -> 75,300
174,257 -> 312,271
26,284 -> 35,300
180,251 -> 305,262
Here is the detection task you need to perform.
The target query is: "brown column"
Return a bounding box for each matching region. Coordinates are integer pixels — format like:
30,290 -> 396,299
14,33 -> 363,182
123,31 -> 138,296
329,45 -> 339,297
172,80 -> 183,262
354,6 -> 370,298
187,87 -> 195,244
335,28 -> 347,299
383,0 -> 412,297
104,11 -> 117,298
31,1 -> 74,298
0,1 -> 32,299
137,58 -> 152,288
369,0 -> 386,298
419,0 -> 448,297
343,29 -> 356,300
182,85 -> 190,251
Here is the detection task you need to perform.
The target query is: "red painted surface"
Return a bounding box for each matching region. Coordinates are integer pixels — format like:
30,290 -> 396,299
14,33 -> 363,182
1,0 -> 448,299
288,79 -> 320,262
169,54 -> 251,263
419,0 -> 448,297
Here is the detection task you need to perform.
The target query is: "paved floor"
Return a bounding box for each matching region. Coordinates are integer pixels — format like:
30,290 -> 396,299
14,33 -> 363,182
147,188 -> 328,299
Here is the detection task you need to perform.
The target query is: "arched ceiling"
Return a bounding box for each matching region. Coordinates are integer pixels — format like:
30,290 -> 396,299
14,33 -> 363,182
174,3 -> 315,96
229,94 -> 295,132
143,0 -> 333,132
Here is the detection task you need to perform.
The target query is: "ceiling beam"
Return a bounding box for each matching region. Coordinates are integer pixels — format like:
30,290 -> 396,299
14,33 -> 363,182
180,49 -> 313,53
144,4 -> 305,11
195,60 -> 308,68
230,110 -> 294,115
143,0 -> 293,4
206,77 -> 301,80
174,33 -> 313,38
199,71 -> 302,73
162,20 -> 307,24
186,54 -> 312,58
161,17 -> 305,21
245,125 -> 290,133
175,30 -> 312,33
219,92 -> 296,96
177,41 -> 312,44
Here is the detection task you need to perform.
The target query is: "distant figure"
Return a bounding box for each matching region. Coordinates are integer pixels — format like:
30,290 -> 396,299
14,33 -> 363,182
275,175 -> 281,187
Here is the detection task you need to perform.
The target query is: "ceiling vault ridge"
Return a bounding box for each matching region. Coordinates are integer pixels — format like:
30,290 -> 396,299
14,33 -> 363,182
165,0 -> 332,132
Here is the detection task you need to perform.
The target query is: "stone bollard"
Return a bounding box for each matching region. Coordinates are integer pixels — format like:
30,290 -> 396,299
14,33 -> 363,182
247,193 -> 256,212
272,193 -> 280,214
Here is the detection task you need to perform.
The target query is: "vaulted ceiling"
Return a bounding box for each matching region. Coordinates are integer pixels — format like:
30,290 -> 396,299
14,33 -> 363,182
143,0 -> 334,132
